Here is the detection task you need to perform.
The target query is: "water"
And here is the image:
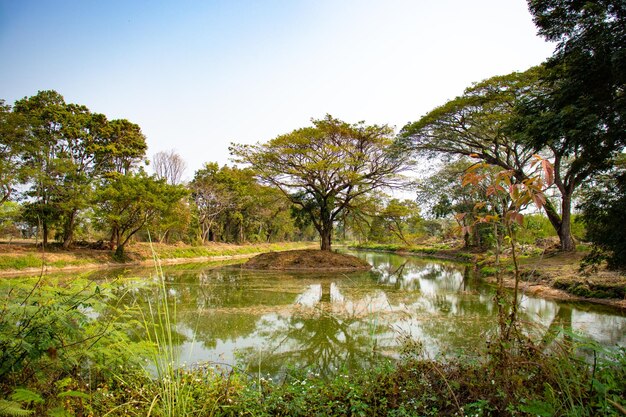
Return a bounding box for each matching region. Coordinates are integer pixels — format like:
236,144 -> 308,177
112,251 -> 625,378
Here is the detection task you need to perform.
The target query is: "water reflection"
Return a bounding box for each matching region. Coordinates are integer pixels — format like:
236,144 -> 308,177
105,252 -> 626,377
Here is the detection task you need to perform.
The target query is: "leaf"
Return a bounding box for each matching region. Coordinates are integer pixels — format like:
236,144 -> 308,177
57,391 -> 90,400
47,407 -> 73,417
518,399 -> 554,416
10,389 -> 43,405
506,211 -> 524,226
531,191 -> 547,209
541,159 -> 554,186
0,399 -> 33,416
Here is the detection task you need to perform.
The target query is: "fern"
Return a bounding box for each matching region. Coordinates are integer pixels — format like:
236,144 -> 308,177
0,399 -> 32,417
57,391 -> 89,400
46,407 -> 72,417
10,389 -> 43,405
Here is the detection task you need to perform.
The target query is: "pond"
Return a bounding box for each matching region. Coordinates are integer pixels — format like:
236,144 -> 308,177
110,251 -> 625,378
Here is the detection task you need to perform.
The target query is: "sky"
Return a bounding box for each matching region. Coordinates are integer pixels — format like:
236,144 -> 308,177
0,0 -> 555,181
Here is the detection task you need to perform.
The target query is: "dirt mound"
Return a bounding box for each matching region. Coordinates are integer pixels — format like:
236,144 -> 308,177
241,249 -> 371,271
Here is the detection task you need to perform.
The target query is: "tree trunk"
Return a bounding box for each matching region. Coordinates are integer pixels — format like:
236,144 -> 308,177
114,244 -> 125,259
62,210 -> 77,249
42,222 -> 49,247
109,226 -> 118,251
320,225 -> 332,251
543,196 -> 575,252
558,194 -> 575,251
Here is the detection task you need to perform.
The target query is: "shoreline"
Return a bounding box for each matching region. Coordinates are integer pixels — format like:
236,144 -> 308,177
0,252 -> 261,278
349,245 -> 626,310
0,241 -> 317,278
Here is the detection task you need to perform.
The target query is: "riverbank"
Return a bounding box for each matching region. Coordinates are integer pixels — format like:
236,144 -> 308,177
0,240 -> 317,277
351,243 -> 626,309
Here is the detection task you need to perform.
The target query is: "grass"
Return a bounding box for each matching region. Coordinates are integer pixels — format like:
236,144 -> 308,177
350,242 -> 475,262
0,241 -> 317,273
0,254 -> 43,269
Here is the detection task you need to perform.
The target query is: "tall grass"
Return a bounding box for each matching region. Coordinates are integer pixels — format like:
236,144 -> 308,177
139,237 -> 198,417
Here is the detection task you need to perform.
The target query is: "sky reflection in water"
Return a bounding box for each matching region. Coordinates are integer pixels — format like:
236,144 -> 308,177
117,251 -> 626,378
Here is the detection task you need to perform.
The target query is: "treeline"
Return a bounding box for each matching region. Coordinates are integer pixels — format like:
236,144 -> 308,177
0,92 -> 439,256
1,1 -> 624,266
0,92 -> 320,257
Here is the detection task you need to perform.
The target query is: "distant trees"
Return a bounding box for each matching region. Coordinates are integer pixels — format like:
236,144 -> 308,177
374,199 -> 423,244
190,163 -> 303,244
231,115 -> 411,251
0,90 -> 324,250
153,149 -> 187,185
9,91 -> 149,248
0,100 -> 25,206
94,170 -> 187,258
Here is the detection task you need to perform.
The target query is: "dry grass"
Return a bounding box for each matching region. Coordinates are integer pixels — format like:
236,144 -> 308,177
242,249 -> 372,271
0,240 -> 316,276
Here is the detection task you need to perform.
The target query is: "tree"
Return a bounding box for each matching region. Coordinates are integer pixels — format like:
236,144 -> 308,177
0,100 -> 26,206
401,68 -> 579,251
189,163 -> 235,243
511,0 -> 626,250
153,149 -> 187,185
579,163 -> 626,269
231,115 -> 410,251
369,199 -> 422,245
13,91 -> 148,248
97,118 -> 147,176
93,171 -> 187,258
416,159 -> 491,248
13,91 -> 67,245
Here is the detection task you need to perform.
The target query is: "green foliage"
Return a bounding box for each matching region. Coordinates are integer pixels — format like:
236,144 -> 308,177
4,90 -> 148,247
0,254 -> 43,270
579,170 -> 626,269
0,276 -> 148,415
93,170 -> 188,258
231,115 -> 411,250
367,199 -> 424,245
190,163 -> 304,245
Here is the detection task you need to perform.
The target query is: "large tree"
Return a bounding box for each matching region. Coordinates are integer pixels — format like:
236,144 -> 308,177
578,159 -> 626,269
231,115 -> 410,251
401,68 -> 585,251
13,91 -> 67,245
512,0 -> 625,249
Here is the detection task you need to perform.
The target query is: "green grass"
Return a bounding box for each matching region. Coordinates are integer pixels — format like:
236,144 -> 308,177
0,254 -> 100,270
0,254 -> 43,270
350,243 -> 474,262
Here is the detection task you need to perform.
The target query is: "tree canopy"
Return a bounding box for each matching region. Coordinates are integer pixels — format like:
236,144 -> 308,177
231,115 -> 411,250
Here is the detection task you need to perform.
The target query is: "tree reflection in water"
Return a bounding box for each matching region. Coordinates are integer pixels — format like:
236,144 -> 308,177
96,253 -> 626,377
237,281 -> 392,379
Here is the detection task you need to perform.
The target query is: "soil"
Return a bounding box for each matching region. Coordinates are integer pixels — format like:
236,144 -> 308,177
507,250 -> 626,309
241,249 -> 372,271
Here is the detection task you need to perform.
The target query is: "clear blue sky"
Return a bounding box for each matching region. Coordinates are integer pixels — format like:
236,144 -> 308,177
0,0 -> 554,179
